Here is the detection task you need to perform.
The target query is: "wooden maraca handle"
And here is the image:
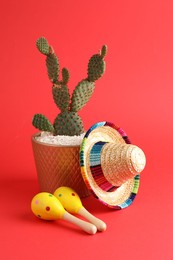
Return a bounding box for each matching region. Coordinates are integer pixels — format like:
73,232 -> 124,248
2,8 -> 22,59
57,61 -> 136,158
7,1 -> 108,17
79,207 -> 107,232
63,211 -> 97,235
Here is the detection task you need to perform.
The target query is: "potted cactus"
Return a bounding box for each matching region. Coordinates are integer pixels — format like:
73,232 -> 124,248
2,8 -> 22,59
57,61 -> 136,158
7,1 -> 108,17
32,37 -> 107,197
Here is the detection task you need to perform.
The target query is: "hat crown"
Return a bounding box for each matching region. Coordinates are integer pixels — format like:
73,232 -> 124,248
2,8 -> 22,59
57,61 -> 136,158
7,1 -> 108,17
101,142 -> 146,186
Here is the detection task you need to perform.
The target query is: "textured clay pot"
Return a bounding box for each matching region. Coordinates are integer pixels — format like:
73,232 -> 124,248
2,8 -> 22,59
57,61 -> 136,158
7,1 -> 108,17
32,133 -> 90,198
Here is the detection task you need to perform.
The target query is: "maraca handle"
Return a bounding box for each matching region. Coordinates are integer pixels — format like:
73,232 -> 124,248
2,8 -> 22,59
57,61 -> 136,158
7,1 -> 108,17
79,207 -> 107,232
63,212 -> 97,235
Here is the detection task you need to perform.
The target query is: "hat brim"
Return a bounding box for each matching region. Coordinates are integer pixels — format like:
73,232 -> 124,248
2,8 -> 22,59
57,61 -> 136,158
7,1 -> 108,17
80,122 -> 140,209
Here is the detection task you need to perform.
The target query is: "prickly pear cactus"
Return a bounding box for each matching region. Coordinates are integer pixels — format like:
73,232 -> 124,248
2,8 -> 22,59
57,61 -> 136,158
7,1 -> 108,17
87,45 -> 107,82
32,114 -> 54,132
32,37 -> 107,136
54,112 -> 84,136
70,80 -> 95,112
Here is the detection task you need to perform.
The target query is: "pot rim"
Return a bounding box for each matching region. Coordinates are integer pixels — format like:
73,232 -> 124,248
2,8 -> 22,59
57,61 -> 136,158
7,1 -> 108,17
31,132 -> 82,148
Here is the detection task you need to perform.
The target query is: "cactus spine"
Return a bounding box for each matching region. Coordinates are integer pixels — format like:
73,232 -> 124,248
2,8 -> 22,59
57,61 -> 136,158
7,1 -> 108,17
32,37 -> 107,136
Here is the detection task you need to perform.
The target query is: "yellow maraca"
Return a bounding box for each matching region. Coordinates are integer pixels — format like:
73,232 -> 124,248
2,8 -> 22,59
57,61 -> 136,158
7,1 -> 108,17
54,187 -> 107,232
31,192 -> 97,235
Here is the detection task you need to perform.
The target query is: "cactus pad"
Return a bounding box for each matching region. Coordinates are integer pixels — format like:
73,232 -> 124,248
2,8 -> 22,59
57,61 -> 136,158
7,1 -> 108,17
36,37 -> 49,55
100,45 -> 108,59
54,112 -> 84,136
87,46 -> 107,82
46,53 -> 60,83
32,114 -> 54,132
52,85 -> 70,112
70,80 -> 95,112
62,68 -> 70,84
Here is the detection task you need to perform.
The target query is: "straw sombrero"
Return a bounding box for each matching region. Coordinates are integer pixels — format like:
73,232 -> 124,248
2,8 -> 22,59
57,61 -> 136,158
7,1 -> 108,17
80,121 -> 146,209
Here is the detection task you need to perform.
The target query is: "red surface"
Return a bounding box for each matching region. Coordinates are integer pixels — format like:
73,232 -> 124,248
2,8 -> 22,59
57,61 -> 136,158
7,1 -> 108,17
1,0 -> 173,259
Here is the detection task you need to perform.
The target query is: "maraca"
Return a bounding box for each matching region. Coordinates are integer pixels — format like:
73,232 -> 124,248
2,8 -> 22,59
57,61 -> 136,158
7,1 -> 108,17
31,192 -> 97,235
54,187 -> 107,232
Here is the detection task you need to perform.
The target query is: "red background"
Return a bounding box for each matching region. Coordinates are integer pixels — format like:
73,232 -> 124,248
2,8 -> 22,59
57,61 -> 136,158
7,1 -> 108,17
1,0 -> 173,259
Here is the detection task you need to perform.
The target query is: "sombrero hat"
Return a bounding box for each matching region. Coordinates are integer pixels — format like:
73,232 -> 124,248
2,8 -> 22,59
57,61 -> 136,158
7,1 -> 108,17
80,121 -> 146,209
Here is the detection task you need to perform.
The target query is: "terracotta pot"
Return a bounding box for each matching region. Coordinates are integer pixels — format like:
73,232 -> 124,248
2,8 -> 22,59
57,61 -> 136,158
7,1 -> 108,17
31,133 -> 90,198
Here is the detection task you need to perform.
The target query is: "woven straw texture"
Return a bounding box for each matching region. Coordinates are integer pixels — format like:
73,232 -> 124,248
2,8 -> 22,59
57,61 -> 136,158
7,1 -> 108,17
32,134 -> 90,198
101,143 -> 145,186
80,122 -> 141,209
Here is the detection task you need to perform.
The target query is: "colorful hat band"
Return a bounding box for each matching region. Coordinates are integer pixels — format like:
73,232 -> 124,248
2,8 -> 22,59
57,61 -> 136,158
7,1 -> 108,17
90,141 -> 116,192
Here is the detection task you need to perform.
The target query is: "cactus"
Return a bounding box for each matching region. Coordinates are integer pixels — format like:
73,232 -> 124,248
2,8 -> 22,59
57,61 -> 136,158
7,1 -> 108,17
32,114 -> 54,132
32,37 -> 107,136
